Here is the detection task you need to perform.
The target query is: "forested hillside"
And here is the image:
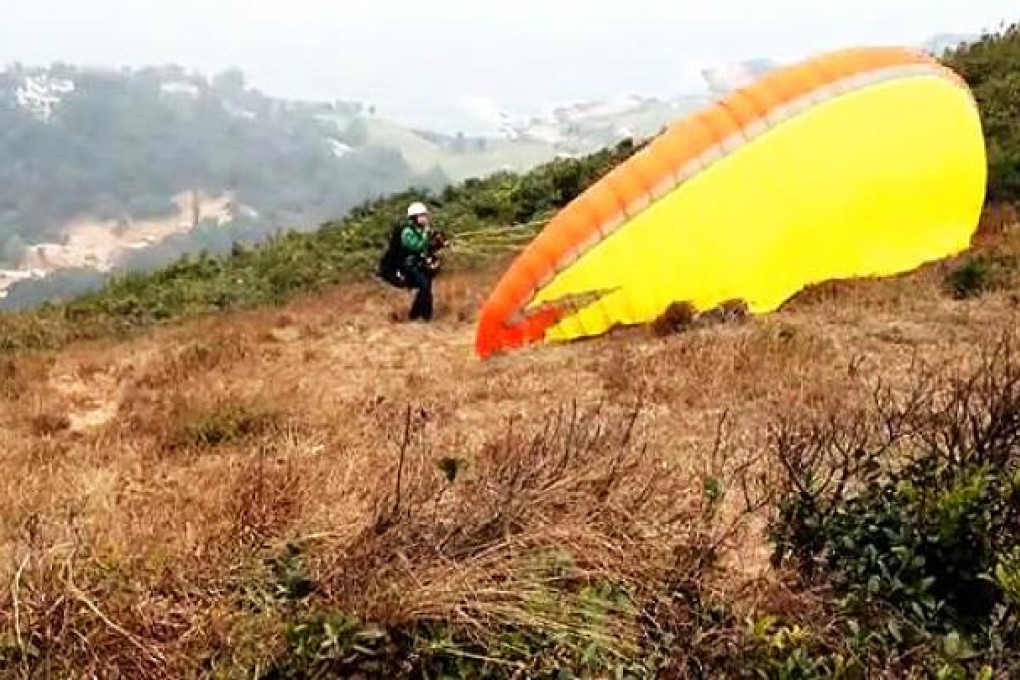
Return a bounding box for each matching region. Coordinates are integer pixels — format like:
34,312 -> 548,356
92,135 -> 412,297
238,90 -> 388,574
0,64 -> 435,265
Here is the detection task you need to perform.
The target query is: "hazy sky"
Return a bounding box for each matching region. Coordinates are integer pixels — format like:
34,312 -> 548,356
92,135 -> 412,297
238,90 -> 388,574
1,1 -> 1015,131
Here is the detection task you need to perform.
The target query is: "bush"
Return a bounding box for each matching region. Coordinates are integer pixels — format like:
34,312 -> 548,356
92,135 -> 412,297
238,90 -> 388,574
944,256 -> 997,299
767,336 -> 1020,676
254,400 -> 753,679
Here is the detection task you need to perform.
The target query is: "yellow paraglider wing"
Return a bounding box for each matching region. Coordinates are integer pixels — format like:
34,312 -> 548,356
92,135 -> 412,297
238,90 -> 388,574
474,47 -> 987,358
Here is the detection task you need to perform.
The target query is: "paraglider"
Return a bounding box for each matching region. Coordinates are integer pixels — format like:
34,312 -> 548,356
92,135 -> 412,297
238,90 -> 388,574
474,46 -> 988,359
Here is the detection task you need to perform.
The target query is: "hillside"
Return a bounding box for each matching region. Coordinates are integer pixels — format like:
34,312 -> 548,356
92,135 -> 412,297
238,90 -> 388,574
1,23 -> 1020,678
2,18 -> 1013,335
3,223 -> 1020,677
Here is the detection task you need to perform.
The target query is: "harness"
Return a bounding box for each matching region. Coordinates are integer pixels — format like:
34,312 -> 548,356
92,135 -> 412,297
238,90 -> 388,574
378,221 -> 447,288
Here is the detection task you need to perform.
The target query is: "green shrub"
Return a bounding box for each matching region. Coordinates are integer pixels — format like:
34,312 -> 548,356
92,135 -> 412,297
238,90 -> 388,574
944,257 -> 997,299
767,337 -> 1020,676
175,399 -> 283,449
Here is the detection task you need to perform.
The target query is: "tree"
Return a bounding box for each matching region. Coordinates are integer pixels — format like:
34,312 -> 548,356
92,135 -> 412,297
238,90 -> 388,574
212,68 -> 246,96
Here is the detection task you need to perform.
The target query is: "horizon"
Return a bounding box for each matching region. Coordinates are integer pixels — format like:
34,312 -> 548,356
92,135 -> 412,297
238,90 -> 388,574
1,1 -> 1015,133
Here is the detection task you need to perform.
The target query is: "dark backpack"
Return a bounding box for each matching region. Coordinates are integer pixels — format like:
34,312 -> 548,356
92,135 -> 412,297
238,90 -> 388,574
377,221 -> 412,288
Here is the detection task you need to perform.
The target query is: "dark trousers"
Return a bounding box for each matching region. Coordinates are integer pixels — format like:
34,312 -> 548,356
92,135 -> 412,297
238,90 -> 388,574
404,266 -> 433,320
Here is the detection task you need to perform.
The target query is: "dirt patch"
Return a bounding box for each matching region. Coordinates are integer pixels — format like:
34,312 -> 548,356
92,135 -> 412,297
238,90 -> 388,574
1,192 -> 238,297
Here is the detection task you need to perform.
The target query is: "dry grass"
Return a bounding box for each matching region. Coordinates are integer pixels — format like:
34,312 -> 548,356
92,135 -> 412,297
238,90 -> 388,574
0,226 -> 1019,675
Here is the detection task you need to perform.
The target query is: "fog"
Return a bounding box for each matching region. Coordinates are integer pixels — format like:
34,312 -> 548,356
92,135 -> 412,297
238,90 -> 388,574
1,0 -> 1014,131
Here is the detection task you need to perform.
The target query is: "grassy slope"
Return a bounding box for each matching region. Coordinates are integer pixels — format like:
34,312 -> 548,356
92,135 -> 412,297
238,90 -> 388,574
362,118 -> 562,180
1,225 -> 1019,677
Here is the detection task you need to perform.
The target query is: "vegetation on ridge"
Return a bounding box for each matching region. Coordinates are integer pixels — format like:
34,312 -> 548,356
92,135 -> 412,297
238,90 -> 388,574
944,22 -> 1020,202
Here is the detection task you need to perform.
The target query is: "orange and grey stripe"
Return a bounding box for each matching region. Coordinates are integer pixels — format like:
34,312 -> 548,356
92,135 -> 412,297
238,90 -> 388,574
474,46 -> 971,358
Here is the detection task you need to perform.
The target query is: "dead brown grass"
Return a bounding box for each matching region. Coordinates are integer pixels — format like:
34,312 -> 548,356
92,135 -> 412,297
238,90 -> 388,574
320,402 -> 705,619
0,353 -> 53,402
978,201 -> 1019,237
0,228 -> 1019,675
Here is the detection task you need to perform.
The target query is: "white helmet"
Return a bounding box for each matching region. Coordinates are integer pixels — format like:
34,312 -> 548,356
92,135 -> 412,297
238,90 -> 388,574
407,201 -> 429,218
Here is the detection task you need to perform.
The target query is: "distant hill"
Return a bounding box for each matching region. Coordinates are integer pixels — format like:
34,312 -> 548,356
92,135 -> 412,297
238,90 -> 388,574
0,64 -> 437,233
0,64 -> 434,275
702,59 -> 779,94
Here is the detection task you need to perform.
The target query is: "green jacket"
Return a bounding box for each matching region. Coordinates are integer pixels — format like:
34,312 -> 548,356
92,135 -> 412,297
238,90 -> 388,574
401,222 -> 429,255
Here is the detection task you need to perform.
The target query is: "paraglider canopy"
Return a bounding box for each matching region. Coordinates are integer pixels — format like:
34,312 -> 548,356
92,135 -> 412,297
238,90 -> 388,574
474,46 -> 987,359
